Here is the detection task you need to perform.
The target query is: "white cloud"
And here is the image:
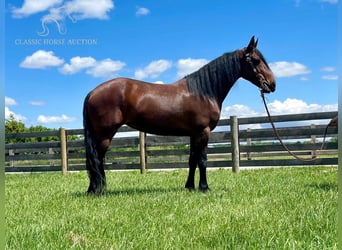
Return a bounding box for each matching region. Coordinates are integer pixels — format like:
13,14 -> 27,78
5,97 -> 18,106
221,99 -> 337,118
64,0 -> 114,20
322,75 -> 338,80
266,98 -> 337,115
135,60 -> 172,79
59,56 -> 96,74
220,104 -> 262,129
320,67 -> 338,80
219,99 -> 337,129
176,58 -> 209,78
86,59 -> 126,78
5,96 -> 27,121
12,0 -> 63,18
269,61 -> 311,78
221,104 -> 260,119
37,114 -> 77,124
321,66 -> 336,72
136,7 -> 150,16
29,101 -> 46,106
5,107 -> 27,122
296,0 -> 338,7
20,50 -> 64,69
12,0 -> 114,20
21,51 -> 126,78
320,0 -> 338,4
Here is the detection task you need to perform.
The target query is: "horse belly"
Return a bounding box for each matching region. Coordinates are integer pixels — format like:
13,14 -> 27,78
126,109 -> 191,135
126,101 -> 217,136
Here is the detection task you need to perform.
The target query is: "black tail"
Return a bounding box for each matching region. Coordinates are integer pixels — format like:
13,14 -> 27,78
83,93 -> 98,172
83,93 -> 106,194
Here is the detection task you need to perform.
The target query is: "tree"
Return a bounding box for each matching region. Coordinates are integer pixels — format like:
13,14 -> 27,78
5,114 -> 26,134
5,114 -> 26,143
5,116 -> 79,143
5,115 -> 59,143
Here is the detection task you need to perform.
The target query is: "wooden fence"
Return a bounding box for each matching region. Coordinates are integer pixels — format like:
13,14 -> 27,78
5,111 -> 338,173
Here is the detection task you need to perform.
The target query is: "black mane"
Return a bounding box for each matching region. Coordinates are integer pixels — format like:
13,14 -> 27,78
255,49 -> 270,69
185,51 -> 241,102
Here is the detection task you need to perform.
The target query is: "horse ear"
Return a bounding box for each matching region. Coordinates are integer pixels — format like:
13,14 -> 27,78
246,36 -> 256,53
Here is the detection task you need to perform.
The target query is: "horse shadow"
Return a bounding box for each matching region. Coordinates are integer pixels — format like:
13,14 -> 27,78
307,182 -> 337,192
70,186 -> 185,198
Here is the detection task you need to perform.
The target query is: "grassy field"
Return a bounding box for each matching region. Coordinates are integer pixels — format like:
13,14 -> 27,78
6,167 -> 337,249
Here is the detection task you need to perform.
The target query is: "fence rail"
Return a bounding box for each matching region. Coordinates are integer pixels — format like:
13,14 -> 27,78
5,111 -> 338,173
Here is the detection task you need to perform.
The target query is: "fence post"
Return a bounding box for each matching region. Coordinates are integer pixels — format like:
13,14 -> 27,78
139,131 -> 146,174
246,128 -> 252,160
9,149 -> 14,167
311,124 -> 317,158
230,116 -> 240,173
59,128 -> 68,175
49,148 -> 55,166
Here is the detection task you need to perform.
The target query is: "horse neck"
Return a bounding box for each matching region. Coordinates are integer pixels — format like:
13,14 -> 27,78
186,51 -> 241,106
214,51 -> 242,104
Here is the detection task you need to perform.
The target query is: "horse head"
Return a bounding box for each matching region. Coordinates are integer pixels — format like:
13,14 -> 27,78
240,36 -> 276,94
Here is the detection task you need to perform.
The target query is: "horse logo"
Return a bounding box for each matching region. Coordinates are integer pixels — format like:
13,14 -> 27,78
11,0 -> 114,37
37,6 -> 76,37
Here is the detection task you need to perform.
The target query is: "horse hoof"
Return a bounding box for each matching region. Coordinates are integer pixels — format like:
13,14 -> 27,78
185,187 -> 196,192
199,186 -> 210,193
185,181 -> 195,190
87,186 -> 105,195
185,185 -> 195,191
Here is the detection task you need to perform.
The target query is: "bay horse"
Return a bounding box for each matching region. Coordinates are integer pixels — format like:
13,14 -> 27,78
83,36 -> 276,194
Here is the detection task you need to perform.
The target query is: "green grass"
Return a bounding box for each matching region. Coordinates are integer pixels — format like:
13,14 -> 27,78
6,167 -> 337,249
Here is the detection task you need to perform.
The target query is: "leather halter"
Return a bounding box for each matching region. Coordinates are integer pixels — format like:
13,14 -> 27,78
244,51 -> 271,93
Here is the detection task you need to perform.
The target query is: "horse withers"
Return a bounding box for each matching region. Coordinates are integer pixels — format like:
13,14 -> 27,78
83,36 -> 276,194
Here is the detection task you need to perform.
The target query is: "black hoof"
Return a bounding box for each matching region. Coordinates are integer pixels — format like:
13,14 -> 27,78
185,180 -> 195,190
185,187 -> 196,192
87,185 -> 106,195
185,182 -> 195,191
199,185 -> 210,193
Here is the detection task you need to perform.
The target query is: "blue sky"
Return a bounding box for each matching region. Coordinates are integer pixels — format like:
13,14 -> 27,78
5,0 -> 338,129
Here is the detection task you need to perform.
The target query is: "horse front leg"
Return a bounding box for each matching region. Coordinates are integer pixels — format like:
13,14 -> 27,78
198,147 -> 209,192
185,139 -> 198,190
197,127 -> 210,192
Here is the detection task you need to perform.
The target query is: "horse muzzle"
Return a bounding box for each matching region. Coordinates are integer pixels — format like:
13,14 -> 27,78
257,73 -> 275,93
260,81 -> 275,94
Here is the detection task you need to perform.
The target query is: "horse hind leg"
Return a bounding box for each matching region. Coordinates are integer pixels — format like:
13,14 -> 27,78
85,127 -> 115,194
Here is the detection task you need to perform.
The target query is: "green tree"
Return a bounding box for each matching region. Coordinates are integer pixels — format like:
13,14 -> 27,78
5,115 -> 59,143
27,125 -> 59,142
5,114 -> 26,134
5,116 -> 80,143
5,114 -> 26,143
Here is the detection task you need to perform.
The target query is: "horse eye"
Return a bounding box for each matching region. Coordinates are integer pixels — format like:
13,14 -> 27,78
252,58 -> 261,65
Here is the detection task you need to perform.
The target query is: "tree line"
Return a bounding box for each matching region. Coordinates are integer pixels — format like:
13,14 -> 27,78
5,114 -> 79,143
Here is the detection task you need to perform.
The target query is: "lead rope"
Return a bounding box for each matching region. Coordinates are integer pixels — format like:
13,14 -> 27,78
261,90 -> 328,162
